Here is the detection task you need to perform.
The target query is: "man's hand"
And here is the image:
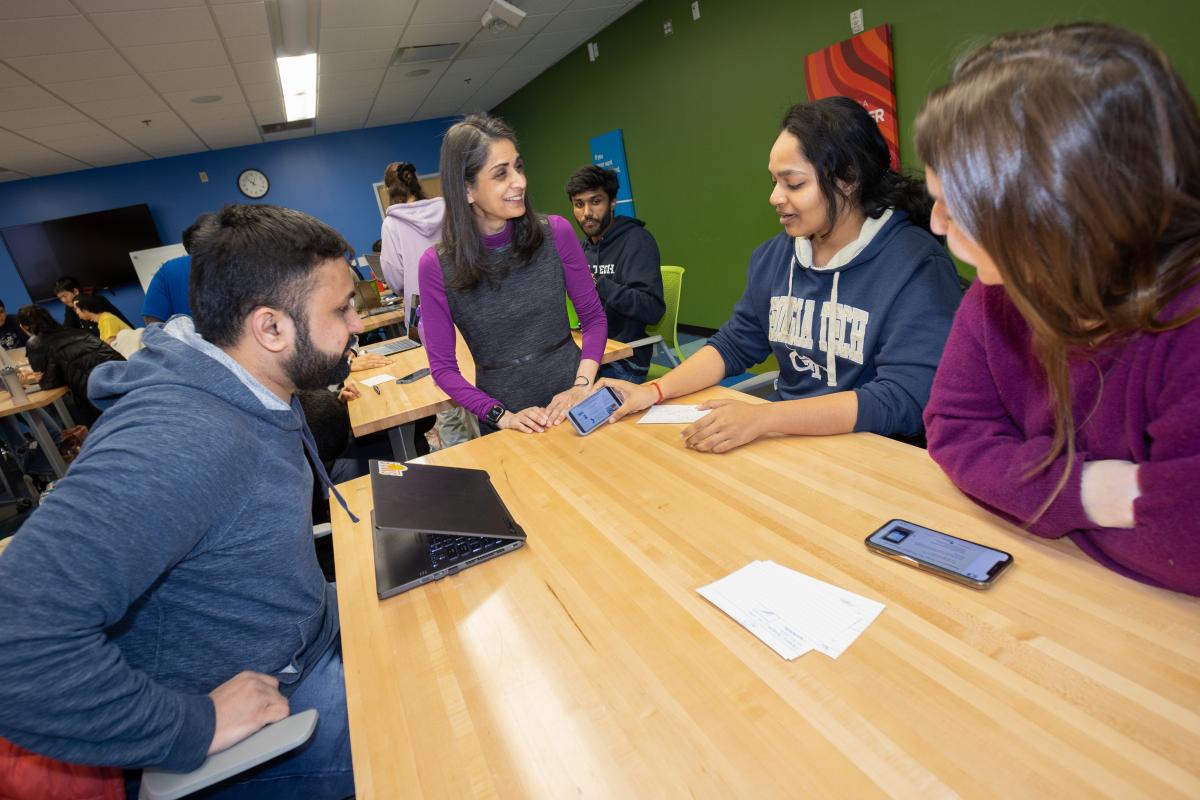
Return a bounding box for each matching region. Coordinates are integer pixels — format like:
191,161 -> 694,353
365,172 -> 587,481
350,352 -> 391,372
338,382 -> 361,403
681,399 -> 771,454
207,671 -> 290,756
545,385 -> 592,426
595,378 -> 656,423
497,406 -> 550,433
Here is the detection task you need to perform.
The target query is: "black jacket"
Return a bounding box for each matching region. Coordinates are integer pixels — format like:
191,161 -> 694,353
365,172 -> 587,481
27,329 -> 125,420
581,216 -> 666,372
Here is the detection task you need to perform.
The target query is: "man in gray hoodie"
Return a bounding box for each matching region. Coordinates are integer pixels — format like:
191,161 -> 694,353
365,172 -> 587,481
0,204 -> 364,798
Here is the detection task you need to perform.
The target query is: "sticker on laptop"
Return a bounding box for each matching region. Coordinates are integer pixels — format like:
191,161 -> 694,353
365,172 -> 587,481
377,461 -> 408,477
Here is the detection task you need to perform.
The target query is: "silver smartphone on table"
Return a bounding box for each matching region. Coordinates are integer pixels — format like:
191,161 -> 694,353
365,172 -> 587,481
865,519 -> 1013,589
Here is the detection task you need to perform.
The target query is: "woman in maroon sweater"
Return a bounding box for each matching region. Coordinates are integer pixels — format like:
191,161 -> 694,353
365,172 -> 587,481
914,23 -> 1200,595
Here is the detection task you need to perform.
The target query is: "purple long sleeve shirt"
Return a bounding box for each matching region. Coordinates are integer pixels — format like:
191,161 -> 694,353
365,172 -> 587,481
417,215 -> 608,419
924,281 -> 1200,596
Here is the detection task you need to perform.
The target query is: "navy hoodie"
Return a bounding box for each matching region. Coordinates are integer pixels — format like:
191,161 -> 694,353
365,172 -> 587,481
708,210 -> 962,436
581,215 -> 666,373
0,318 -> 351,772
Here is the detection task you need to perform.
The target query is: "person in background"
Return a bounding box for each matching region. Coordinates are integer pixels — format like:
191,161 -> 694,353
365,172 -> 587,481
17,305 -> 123,426
915,23 -> 1200,596
379,161 -> 442,317
418,114 -> 608,433
73,294 -> 132,345
565,165 -> 665,384
0,204 -> 362,797
55,277 -> 131,333
601,97 -> 963,452
142,214 -> 213,324
0,301 -> 29,350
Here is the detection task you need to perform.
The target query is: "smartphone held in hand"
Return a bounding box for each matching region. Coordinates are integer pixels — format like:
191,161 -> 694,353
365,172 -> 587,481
567,387 -> 623,436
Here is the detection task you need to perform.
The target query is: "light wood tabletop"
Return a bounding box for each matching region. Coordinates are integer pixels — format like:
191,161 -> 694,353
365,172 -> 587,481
330,385 -> 1200,799
0,385 -> 68,417
347,331 -> 634,437
358,307 -> 408,335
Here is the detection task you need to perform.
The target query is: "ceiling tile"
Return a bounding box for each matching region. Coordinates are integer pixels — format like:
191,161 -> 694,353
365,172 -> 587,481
0,105 -> 88,129
225,34 -> 274,63
6,49 -> 134,85
0,0 -> 77,19
0,130 -> 89,174
234,60 -> 277,84
52,135 -> 150,167
459,35 -> 531,60
143,64 -> 238,93
518,0 -> 572,12
503,38 -> 575,68
319,25 -> 403,53
261,126 -> 314,142
0,85 -> 60,112
195,127 -> 261,150
240,81 -> 281,102
75,93 -> 170,119
249,97 -> 284,123
474,13 -> 553,41
90,7 -> 219,47
320,0 -> 416,29
443,56 -> 507,81
317,94 -> 373,116
410,0 -> 488,26
0,16 -> 109,57
365,108 -> 413,127
212,1 -> 268,37
318,69 -> 385,93
545,5 -> 625,33
0,173 -> 30,183
13,120 -> 109,143
103,110 -> 191,137
49,75 -> 155,103
381,59 -> 451,85
315,115 -> 366,134
0,64 -> 30,89
162,86 -> 246,115
123,40 -> 229,72
319,49 -> 394,74
565,0 -> 627,8
398,22 -> 479,47
74,0 -> 204,10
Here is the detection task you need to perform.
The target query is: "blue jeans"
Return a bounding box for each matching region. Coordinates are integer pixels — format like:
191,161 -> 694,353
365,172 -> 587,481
598,359 -> 648,385
128,632 -> 355,800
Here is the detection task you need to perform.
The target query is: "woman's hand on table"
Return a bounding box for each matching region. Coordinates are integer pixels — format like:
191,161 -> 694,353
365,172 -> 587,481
546,385 -> 593,426
498,406 -> 550,433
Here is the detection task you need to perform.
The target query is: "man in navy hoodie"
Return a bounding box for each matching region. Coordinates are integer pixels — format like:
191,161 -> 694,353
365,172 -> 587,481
566,165 -> 665,383
0,205 -> 363,798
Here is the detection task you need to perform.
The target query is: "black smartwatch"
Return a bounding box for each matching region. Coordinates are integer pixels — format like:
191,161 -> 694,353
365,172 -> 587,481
485,403 -> 506,426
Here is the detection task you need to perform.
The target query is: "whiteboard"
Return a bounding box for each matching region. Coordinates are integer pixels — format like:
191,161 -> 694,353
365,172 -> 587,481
129,244 -> 186,292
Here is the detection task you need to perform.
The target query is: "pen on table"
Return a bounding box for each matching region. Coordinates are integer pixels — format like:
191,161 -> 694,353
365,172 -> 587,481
372,384 -> 381,395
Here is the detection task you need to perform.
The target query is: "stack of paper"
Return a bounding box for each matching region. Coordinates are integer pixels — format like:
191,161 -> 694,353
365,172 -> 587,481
697,561 -> 885,659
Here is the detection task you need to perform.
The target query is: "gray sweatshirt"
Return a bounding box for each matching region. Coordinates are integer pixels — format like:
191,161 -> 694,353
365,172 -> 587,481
0,319 -> 347,771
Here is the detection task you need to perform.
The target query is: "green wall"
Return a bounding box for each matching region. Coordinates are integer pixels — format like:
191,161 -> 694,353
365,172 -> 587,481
496,0 -> 1198,329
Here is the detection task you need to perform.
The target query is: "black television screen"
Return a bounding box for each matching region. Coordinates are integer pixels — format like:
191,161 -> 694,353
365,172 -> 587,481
1,204 -> 161,302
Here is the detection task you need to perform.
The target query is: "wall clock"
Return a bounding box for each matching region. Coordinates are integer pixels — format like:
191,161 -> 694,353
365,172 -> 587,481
237,168 -> 269,199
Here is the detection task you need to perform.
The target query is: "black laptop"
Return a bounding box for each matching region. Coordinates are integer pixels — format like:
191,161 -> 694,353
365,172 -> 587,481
369,461 -> 526,599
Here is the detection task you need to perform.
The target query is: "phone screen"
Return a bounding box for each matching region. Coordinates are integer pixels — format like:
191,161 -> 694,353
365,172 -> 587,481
867,520 -> 1011,584
567,388 -> 622,436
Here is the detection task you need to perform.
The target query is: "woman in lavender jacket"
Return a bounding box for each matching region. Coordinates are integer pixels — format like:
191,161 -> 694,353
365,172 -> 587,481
418,114 -> 607,434
915,23 -> 1200,595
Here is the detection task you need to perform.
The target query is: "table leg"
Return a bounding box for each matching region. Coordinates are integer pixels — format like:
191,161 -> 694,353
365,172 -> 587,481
51,397 -> 75,428
22,410 -> 67,478
387,423 -> 416,462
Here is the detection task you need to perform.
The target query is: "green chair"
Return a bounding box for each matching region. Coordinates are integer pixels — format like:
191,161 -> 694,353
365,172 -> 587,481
622,265 -> 685,381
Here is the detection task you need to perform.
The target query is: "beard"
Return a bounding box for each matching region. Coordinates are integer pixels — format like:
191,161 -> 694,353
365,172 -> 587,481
284,311 -> 353,391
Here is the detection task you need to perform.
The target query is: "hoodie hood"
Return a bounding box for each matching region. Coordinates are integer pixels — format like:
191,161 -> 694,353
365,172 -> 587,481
385,196 -> 445,239
793,208 -> 896,273
593,214 -> 645,245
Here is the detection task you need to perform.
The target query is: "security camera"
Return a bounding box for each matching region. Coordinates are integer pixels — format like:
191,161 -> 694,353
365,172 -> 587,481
481,0 -> 526,31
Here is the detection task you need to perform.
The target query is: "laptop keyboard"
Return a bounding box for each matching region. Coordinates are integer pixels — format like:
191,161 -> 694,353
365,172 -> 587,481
366,338 -> 420,356
429,534 -> 509,569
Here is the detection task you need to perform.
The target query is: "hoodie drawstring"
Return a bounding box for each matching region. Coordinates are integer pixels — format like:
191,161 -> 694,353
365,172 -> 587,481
825,272 -> 840,388
292,396 -> 360,524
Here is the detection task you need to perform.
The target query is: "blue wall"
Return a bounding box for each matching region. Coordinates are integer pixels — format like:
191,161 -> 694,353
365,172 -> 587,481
0,116 -> 455,322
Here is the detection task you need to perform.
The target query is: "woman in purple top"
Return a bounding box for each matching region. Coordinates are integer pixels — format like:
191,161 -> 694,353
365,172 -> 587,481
915,23 -> 1200,595
418,114 -> 607,433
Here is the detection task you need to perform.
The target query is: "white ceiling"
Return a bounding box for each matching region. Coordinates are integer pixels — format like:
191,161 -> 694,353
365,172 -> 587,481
0,0 -> 639,182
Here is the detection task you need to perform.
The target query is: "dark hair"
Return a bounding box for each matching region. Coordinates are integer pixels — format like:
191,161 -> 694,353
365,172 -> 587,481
383,161 -> 427,204
189,204 -> 351,348
914,22 -> 1200,518
181,213 -> 215,253
781,97 -> 932,234
565,165 -> 620,202
18,305 -> 61,336
371,239 -> 382,252
438,113 -> 544,292
72,294 -> 108,314
54,277 -> 80,294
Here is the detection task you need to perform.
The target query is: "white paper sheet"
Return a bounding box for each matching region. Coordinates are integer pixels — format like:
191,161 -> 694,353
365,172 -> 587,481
637,404 -> 712,424
360,374 -> 396,387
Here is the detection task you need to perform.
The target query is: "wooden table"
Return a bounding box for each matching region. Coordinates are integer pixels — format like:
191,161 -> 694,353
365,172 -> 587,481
347,332 -> 634,459
331,385 -> 1200,799
0,386 -> 72,478
358,306 -> 408,337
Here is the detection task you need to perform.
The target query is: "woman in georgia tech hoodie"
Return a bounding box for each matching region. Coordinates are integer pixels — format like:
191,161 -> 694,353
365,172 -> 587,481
379,161 -> 443,315
599,97 -> 964,453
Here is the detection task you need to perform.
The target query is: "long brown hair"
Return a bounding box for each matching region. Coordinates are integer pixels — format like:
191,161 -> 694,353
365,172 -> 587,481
383,161 -> 426,204
437,114 -> 544,292
914,22 -> 1200,518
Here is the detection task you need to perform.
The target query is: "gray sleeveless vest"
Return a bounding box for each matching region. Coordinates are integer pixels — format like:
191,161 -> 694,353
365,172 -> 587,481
440,218 -> 580,413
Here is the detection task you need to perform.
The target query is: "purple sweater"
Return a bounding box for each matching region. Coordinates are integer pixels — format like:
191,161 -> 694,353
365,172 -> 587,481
418,215 -> 607,419
925,281 -> 1200,595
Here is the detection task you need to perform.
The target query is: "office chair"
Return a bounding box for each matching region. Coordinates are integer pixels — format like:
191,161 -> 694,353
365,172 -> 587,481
626,265 -> 685,381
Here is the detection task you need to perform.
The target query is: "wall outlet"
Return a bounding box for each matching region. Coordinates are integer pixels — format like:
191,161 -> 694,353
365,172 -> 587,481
587,41 -> 599,61
691,1 -> 700,21
198,171 -> 208,183
850,8 -> 864,34
663,18 -> 673,36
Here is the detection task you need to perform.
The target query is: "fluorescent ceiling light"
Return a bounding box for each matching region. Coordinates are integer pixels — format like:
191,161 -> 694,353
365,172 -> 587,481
278,53 -> 317,121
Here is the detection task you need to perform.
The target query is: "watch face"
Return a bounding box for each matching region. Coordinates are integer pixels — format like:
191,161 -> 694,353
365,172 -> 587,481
486,404 -> 505,424
238,168 -> 269,199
